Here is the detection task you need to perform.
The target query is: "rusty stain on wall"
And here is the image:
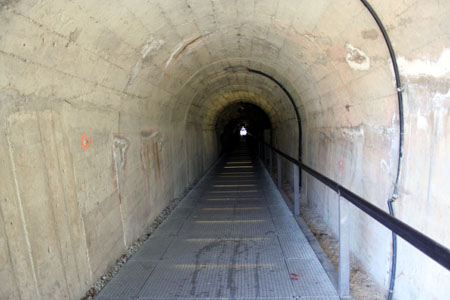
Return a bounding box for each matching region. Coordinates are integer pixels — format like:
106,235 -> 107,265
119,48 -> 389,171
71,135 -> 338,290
140,131 -> 164,181
175,35 -> 203,60
166,34 -> 208,68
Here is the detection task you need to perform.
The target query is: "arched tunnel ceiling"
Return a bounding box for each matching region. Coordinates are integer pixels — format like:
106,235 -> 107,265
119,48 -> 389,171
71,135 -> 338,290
3,0 -> 448,173
0,0 -> 408,130
125,0 -> 399,133
1,0 -> 448,218
181,69 -> 298,130
2,1 -> 450,299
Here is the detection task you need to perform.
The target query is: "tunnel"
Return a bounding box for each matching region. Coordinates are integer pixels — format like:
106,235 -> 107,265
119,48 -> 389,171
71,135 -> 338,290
0,0 -> 449,299
215,102 -> 271,153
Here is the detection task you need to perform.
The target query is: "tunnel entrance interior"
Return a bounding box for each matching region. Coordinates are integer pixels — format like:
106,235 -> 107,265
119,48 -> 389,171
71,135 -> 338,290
215,102 -> 271,154
1,1 -> 449,299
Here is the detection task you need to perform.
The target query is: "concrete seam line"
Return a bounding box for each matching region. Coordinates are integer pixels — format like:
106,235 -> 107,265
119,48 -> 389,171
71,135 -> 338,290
5,130 -> 42,300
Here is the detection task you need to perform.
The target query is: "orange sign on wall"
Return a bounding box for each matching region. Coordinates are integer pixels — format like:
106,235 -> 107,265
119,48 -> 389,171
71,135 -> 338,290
81,133 -> 92,151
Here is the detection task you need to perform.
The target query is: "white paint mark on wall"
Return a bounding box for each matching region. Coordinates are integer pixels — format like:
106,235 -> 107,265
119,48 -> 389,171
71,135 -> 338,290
432,88 -> 450,108
341,125 -> 364,138
417,114 -> 428,130
126,37 -> 165,89
113,137 -> 129,170
433,108 -> 447,139
112,136 -> 129,246
141,37 -> 165,59
166,41 -> 185,69
345,43 -> 370,71
397,48 -> 450,78
432,89 -> 450,138
417,112 -> 428,130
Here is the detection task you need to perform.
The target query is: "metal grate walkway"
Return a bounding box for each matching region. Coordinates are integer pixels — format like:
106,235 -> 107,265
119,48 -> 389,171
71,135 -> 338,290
98,143 -> 339,300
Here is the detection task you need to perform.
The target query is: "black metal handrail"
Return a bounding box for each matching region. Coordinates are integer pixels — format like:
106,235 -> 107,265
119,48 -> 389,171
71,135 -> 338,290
257,139 -> 450,271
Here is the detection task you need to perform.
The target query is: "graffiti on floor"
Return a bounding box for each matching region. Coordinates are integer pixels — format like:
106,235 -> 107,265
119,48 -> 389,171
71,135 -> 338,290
290,270 -> 304,280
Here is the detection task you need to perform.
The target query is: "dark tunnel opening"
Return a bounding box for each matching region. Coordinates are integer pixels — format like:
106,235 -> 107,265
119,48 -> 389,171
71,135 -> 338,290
215,102 -> 271,154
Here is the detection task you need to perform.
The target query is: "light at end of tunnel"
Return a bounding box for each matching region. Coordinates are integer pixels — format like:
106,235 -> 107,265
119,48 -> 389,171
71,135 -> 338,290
240,126 -> 248,136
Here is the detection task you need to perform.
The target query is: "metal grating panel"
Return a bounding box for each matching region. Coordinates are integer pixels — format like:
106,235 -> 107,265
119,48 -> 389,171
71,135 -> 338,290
130,237 -> 175,261
99,146 -> 340,299
189,209 -> 271,220
268,204 -> 293,217
150,217 -> 187,237
178,220 -> 276,237
169,207 -> 194,219
276,233 -> 314,260
138,256 -> 295,299
272,217 -> 303,234
162,236 -> 285,263
97,261 -> 156,299
285,258 -> 338,297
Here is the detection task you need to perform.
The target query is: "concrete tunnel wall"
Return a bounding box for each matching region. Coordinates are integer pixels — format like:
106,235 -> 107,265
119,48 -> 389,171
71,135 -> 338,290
0,0 -> 449,299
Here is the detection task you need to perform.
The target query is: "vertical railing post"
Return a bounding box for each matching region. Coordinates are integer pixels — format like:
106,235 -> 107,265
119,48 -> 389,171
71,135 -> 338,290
277,153 -> 282,189
293,164 -> 300,216
338,191 -> 350,298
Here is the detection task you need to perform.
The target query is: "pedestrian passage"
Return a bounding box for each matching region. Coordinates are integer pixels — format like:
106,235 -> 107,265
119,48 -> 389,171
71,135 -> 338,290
98,143 -> 340,299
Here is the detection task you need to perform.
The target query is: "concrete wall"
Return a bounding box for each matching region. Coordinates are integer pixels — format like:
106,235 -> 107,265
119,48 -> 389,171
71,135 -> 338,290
0,0 -> 449,299
0,2 -> 213,298
0,58 -> 210,299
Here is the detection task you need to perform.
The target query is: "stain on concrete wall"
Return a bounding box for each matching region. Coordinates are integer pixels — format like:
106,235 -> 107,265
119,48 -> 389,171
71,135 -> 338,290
0,0 -> 18,11
138,130 -> 167,230
361,29 -> 379,40
345,43 -> 371,71
141,131 -> 164,182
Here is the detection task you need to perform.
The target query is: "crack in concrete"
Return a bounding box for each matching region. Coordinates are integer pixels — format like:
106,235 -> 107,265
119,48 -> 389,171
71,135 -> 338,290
166,34 -> 208,68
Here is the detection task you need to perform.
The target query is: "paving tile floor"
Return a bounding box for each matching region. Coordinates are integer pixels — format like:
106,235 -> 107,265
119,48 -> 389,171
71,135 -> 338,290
98,143 -> 339,300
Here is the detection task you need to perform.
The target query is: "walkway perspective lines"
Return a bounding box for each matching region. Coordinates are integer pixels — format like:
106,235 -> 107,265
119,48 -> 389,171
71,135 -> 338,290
98,143 -> 339,299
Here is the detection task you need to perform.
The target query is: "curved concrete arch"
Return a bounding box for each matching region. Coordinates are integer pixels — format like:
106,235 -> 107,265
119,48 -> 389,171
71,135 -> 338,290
184,74 -> 295,125
201,91 -> 282,130
0,1 -> 449,299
